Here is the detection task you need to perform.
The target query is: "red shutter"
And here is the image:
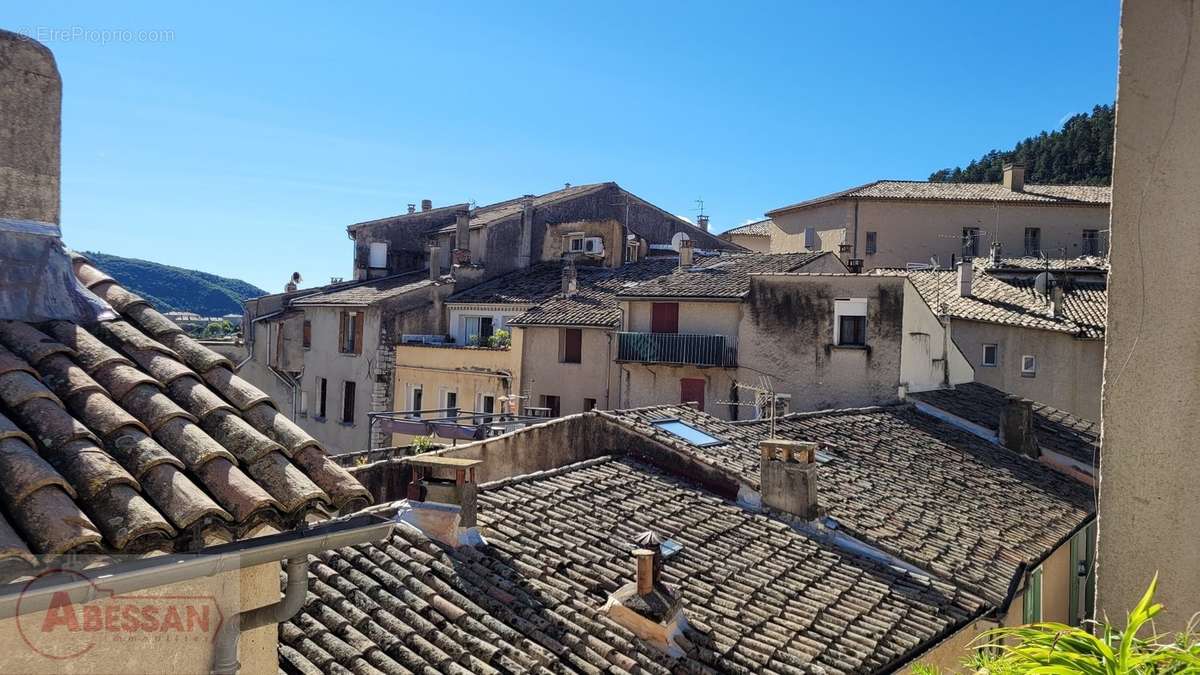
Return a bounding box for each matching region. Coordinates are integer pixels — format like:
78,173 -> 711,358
651,303 -> 679,333
564,329 -> 582,363
302,320 -> 312,349
353,312 -> 365,355
680,378 -> 705,411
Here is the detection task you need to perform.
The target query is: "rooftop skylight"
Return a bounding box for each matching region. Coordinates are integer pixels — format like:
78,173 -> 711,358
651,419 -> 724,447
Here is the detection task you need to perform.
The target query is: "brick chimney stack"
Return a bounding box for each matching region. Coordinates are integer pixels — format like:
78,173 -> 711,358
1003,162 -> 1026,192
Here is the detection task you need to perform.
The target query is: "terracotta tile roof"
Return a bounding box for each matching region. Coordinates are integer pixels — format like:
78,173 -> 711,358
0,256 -> 370,578
281,455 -> 983,674
607,404 -> 1094,606
975,256 -> 1110,272
616,252 -> 831,299
907,269 -> 1107,339
290,271 -> 436,307
908,382 -> 1099,467
768,180 -> 1111,215
718,218 -> 773,237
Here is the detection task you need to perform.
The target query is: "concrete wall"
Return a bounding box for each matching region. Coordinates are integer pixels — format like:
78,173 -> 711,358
951,321 -> 1103,420
770,199 -> 1110,268
1098,0 -> 1200,629
518,325 -> 617,414
0,30 -> 60,225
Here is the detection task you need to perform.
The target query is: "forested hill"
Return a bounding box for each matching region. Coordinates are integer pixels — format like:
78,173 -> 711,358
84,252 -> 267,316
929,104 -> 1114,186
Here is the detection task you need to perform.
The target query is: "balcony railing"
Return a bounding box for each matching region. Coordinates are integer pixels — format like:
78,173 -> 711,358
617,332 -> 738,367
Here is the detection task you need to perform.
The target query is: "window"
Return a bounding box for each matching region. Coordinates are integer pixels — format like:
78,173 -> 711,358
865,231 -> 877,255
564,233 -> 585,252
1023,566 -> 1043,624
834,298 -> 868,346
407,385 -> 423,418
477,394 -> 495,424
652,419 -> 723,447
339,311 -> 364,355
317,377 -> 327,419
1021,354 -> 1037,377
368,241 -> 388,268
302,320 -> 311,349
982,343 -> 998,367
299,390 -> 309,416
804,226 -> 817,250
1082,229 -> 1100,256
1024,227 -> 1041,256
962,227 -> 980,258
583,397 -> 597,411
541,395 -> 561,417
341,381 -> 356,424
562,328 -> 582,363
651,302 -> 679,333
680,378 -> 705,411
626,241 -> 639,263
444,390 -> 458,413
463,316 -> 494,344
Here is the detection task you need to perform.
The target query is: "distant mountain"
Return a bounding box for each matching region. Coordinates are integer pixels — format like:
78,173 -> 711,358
83,252 -> 267,316
930,104 -> 1114,186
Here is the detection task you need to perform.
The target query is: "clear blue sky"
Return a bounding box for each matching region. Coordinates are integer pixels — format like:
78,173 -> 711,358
7,1 -> 1120,293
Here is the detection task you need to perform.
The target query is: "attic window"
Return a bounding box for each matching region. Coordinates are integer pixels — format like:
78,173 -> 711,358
651,419 -> 723,447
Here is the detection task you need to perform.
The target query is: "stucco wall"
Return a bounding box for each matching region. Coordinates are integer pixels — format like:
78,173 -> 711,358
619,362 -> 741,419
624,299 -> 742,338
518,325 -> 616,415
723,233 -> 770,253
1097,0 -> 1200,629
293,305 -> 382,454
900,281 -> 974,393
950,320 -> 1103,420
771,199 -> 1110,268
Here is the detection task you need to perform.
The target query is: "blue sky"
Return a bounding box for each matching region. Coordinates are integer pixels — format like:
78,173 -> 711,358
7,1 -> 1120,292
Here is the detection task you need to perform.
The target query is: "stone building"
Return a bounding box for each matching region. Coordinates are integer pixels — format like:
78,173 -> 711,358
763,168 -> 1111,269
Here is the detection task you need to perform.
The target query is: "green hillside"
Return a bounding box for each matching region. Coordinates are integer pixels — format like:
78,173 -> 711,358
930,104 -> 1114,186
83,252 -> 267,316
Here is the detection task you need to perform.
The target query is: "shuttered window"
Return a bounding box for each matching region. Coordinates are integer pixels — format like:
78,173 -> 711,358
341,381 -> 356,424
339,311 -> 365,355
651,303 -> 679,334
302,320 -> 311,349
563,329 -> 582,363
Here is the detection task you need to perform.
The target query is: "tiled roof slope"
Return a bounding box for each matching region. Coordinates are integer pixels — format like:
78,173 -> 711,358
768,180 -> 1111,215
907,269 -> 1107,339
719,218 -> 772,237
616,252 -> 830,299
609,404 -> 1093,606
290,272 -> 435,307
281,456 -> 983,675
909,382 -> 1099,467
435,183 -> 611,232
975,256 -> 1110,273
0,257 -> 370,578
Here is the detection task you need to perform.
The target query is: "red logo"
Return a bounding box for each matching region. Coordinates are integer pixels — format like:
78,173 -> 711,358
15,569 -> 224,662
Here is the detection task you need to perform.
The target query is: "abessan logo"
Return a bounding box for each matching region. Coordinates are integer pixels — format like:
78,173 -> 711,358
15,569 -> 224,662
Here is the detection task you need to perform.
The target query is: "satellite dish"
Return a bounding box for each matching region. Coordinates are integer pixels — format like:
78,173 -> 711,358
671,232 -> 691,252
1034,272 -> 1050,296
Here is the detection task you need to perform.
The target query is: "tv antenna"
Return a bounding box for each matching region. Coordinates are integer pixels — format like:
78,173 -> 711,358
718,375 -> 781,439
694,198 -> 705,217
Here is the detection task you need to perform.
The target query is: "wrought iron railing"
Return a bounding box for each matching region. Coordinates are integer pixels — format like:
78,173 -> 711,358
616,332 -> 737,367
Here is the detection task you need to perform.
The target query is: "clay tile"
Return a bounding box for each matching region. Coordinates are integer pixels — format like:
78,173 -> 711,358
124,304 -> 184,339
137,463 -> 231,530
11,487 -> 104,554
0,346 -> 41,380
42,321 -> 133,372
120,383 -> 199,433
0,436 -> 77,503
104,427 -> 183,478
48,438 -> 140,501
85,484 -> 175,552
159,333 -> 234,373
0,511 -> 36,571
66,389 -> 151,440
37,353 -> 108,401
89,282 -> 148,312
202,367 -> 273,411
95,363 -> 160,402
127,349 -> 195,387
293,447 -> 372,512
73,261 -> 115,289
12,397 -> 99,449
199,409 -> 287,464
194,457 -> 281,524
244,451 -> 330,515
167,377 -> 237,419
0,371 -> 62,416
152,416 -> 237,468
0,321 -> 73,364
243,403 -> 321,454
96,320 -> 176,358
0,411 -> 36,447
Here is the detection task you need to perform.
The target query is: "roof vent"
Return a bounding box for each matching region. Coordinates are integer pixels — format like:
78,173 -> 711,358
1003,162 -> 1026,192
602,531 -> 687,656
759,439 -> 819,520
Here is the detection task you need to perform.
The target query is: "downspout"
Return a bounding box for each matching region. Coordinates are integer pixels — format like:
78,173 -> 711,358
852,199 -> 860,258
210,557 -> 307,675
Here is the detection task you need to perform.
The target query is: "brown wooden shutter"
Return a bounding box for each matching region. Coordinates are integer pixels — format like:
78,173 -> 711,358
353,312 -> 365,355
564,328 -> 582,363
302,320 -> 312,348
338,311 -> 347,353
651,303 -> 679,333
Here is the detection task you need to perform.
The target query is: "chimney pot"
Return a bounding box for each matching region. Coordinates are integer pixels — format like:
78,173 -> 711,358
561,257 -> 579,297
1051,284 -> 1065,318
697,214 -> 710,232
633,548 -> 656,595
678,238 -> 695,268
758,439 -> 819,519
421,199 -> 433,212
1003,162 -> 1026,192
957,260 -> 973,297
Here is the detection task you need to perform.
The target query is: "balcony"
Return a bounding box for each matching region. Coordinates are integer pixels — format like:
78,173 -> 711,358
617,332 -> 738,367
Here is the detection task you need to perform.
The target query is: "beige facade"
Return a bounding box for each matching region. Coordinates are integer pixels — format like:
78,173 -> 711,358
769,198 -> 1110,269
722,232 -> 770,252
518,325 -> 618,416
951,320 -> 1103,420
1098,0 -> 1200,630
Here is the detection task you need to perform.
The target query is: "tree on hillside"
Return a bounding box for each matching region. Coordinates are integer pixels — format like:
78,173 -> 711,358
929,104 -> 1114,186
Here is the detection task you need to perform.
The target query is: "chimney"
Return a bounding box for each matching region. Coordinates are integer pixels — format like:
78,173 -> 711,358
454,208 -> 470,264
759,439 -> 819,520
561,257 -> 578,297
421,199 -> 433,212
837,242 -> 852,268
998,395 -> 1039,458
1003,162 -> 1026,192
678,238 -> 695,268
603,532 -> 686,657
399,456 -> 484,547
517,194 -> 535,269
407,203 -> 416,214
428,244 -> 441,280
1050,284 -> 1064,318
697,214 -> 710,232
989,239 -> 1002,264
957,260 -> 973,297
